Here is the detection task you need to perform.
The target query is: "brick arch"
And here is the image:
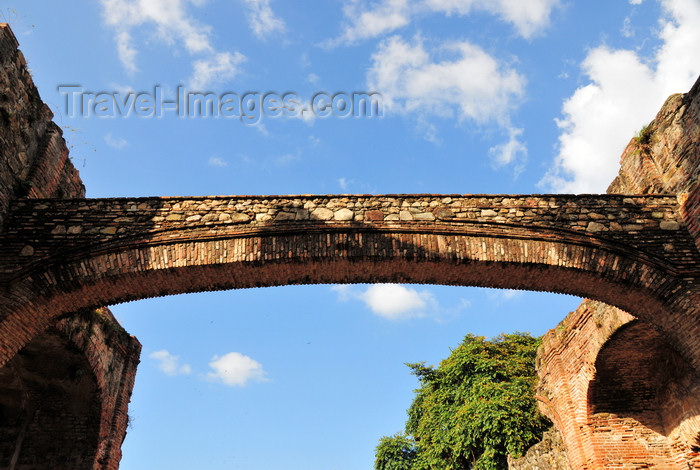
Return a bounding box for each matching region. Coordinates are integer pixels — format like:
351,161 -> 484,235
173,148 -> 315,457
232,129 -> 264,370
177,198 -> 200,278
0,320 -> 103,470
588,319 -> 700,466
0,309 -> 140,470
1,195 -> 697,370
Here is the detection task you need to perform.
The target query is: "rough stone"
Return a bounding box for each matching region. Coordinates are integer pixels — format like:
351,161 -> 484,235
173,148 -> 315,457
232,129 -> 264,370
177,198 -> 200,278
414,212 -> 436,221
586,221 -> 607,232
660,220 -> 680,230
334,208 -> 354,221
311,207 -> 334,220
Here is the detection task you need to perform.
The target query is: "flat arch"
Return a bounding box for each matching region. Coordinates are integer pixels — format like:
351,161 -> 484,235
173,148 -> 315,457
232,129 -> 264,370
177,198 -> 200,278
2,221 -> 697,369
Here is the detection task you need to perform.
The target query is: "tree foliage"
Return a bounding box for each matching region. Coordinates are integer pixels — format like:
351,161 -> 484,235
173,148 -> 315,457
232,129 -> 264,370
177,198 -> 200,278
374,333 -> 550,470
374,433 -> 419,470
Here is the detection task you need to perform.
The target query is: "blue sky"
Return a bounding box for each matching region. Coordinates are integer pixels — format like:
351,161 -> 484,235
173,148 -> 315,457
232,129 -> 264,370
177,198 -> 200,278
5,1 -> 700,468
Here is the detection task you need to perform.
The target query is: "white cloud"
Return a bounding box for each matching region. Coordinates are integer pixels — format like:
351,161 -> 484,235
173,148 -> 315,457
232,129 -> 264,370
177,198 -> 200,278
114,30 -> 138,74
290,98 -> 317,125
334,0 -> 559,44
208,156 -> 228,167
333,177 -> 376,194
489,126 -> 526,167
621,16 -> 634,38
541,0 -> 700,193
100,0 -> 246,88
332,284 -> 437,320
207,352 -> 268,386
241,0 -> 286,38
275,152 -> 300,165
104,132 -> 129,149
189,51 -> 246,90
336,0 -> 412,44
149,350 -> 192,376
362,284 -> 433,319
367,35 -> 526,163
423,0 -> 560,38
307,73 -> 320,84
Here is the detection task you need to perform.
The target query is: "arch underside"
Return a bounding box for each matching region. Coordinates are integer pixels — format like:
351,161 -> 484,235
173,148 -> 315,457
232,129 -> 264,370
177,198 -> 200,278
2,225 -> 697,368
587,320 -> 700,466
0,328 -> 101,469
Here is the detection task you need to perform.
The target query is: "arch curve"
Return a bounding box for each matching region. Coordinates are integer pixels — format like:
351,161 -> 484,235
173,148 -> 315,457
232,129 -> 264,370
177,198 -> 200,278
1,194 -> 698,370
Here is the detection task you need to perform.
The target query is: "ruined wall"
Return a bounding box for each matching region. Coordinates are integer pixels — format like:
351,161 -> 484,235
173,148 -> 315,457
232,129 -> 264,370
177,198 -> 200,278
608,76 -> 700,249
0,309 -> 140,470
0,24 -> 140,470
0,23 -> 84,229
537,75 -> 700,469
508,428 -> 571,470
54,309 -> 141,470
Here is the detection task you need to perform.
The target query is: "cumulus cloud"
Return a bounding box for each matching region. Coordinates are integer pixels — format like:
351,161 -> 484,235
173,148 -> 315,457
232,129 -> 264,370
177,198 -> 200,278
149,350 -> 192,376
100,0 -> 246,88
207,352 -> 268,386
367,35 -> 526,163
332,284 -> 437,320
541,0 -> 700,193
334,0 -> 559,44
241,0 -> 286,38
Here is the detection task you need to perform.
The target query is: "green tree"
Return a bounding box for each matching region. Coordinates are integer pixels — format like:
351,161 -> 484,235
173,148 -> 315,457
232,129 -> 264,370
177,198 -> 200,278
375,333 -> 549,470
374,433 -> 419,470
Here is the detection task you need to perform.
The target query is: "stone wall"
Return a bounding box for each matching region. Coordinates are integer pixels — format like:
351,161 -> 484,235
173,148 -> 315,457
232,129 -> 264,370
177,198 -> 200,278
508,428 -> 572,470
0,193 -> 691,275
